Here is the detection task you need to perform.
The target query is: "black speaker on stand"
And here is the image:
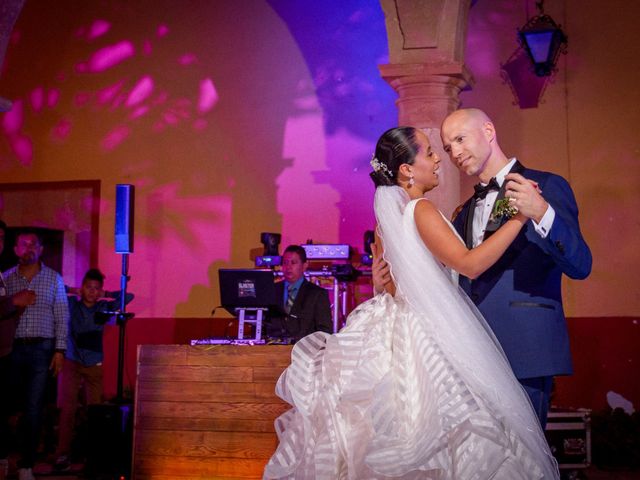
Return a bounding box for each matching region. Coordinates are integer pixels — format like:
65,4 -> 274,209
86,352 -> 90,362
86,184 -> 136,479
113,184 -> 135,404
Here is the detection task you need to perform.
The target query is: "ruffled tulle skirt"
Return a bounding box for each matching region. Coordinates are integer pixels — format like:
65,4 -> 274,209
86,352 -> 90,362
264,294 -> 550,479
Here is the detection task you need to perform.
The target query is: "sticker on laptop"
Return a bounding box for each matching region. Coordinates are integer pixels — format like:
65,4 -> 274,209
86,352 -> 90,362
238,280 -> 257,298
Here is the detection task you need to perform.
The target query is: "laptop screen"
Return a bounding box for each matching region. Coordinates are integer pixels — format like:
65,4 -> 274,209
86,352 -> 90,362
218,269 -> 281,315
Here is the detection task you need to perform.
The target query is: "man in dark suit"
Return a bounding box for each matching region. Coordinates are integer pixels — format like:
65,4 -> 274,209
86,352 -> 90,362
440,108 -> 592,427
266,245 -> 332,342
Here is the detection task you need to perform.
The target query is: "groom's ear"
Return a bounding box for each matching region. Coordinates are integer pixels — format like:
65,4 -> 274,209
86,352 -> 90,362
482,122 -> 496,143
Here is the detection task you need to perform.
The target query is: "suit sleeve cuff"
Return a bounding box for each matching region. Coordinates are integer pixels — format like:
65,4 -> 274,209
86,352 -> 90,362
532,205 -> 555,238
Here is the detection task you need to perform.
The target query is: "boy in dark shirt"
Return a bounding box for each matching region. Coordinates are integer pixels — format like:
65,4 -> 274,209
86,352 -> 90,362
54,269 -> 133,470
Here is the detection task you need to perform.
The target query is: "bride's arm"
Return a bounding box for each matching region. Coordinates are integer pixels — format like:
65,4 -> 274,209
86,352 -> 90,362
415,199 -> 526,279
371,229 -> 396,296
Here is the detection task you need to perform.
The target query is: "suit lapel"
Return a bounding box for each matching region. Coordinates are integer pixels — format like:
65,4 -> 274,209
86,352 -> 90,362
463,201 -> 475,249
483,188 -> 507,237
483,160 -> 525,240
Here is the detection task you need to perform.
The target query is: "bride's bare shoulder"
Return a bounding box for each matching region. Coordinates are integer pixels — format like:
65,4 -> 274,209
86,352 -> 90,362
413,198 -> 439,215
414,198 -> 450,230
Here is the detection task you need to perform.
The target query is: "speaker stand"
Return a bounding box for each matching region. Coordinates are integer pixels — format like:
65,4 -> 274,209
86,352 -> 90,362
115,253 -> 134,404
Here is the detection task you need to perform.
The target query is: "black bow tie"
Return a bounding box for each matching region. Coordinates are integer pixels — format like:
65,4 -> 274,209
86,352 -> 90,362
473,177 -> 500,200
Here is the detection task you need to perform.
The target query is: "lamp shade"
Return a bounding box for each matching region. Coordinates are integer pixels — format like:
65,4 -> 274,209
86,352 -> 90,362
518,14 -> 567,77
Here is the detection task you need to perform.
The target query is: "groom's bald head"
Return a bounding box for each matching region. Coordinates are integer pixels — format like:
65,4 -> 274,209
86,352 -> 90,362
440,108 -> 508,182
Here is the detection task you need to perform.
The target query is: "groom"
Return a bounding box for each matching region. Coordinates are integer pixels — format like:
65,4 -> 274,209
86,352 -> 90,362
439,108 -> 592,427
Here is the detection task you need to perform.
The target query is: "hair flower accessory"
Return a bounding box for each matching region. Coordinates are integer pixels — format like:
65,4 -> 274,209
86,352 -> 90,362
370,155 -> 393,178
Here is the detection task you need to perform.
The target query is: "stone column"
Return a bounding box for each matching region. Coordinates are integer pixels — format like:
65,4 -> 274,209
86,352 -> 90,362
378,0 -> 474,216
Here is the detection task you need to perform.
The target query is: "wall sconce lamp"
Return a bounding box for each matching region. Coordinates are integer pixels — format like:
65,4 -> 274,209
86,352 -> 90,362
518,0 -> 568,77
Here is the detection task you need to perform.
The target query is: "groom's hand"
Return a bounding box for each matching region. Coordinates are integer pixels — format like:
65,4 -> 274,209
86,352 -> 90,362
371,243 -> 391,294
504,173 -> 548,223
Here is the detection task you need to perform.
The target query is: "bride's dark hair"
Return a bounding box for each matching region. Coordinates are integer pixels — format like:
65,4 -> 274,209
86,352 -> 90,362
370,126 -> 420,187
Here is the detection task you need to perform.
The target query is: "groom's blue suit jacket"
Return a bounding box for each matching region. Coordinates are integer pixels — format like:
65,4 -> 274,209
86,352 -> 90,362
452,161 -> 592,380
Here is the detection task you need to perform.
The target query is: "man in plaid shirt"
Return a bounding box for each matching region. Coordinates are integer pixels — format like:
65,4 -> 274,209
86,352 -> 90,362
4,230 -> 69,480
0,221 -> 37,480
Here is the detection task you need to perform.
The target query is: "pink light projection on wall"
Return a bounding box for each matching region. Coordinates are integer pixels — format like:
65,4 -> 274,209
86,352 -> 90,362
162,111 -> 179,126
323,128 -> 377,245
130,105 -> 149,120
179,53 -> 197,66
1,11 -> 221,164
96,81 -> 124,105
198,78 -> 218,113
76,19 -> 111,40
87,19 -> 111,40
192,118 -> 207,131
51,118 -> 72,142
142,40 -> 153,56
69,24 -> 217,150
1,100 -> 22,134
277,112 -> 340,247
74,92 -> 92,107
47,89 -> 60,108
151,98 -> 195,132
1,100 -> 33,166
30,87 -> 45,112
101,125 -> 131,151
10,136 -> 33,166
126,76 -> 154,107
157,25 -> 169,37
76,40 -> 135,73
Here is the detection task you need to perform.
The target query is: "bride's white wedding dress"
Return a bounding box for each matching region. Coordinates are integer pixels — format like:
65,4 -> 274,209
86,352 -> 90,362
264,186 -> 559,479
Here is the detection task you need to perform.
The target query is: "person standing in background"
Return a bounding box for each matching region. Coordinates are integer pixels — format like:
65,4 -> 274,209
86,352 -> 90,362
0,221 -> 36,480
4,230 -> 68,480
266,245 -> 332,342
53,268 -> 134,471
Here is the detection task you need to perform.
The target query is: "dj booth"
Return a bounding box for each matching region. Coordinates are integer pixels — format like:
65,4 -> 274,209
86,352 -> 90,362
132,343 -> 292,479
132,255 -> 371,477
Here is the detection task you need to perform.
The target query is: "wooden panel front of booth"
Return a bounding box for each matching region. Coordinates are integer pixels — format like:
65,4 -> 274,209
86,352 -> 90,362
133,344 -> 292,479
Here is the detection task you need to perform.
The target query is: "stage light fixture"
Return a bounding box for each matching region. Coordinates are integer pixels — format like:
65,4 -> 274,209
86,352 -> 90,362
256,232 -> 281,268
518,0 -> 567,77
260,232 -> 281,256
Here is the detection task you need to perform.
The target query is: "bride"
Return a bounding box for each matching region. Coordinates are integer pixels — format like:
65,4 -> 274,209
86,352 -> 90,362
263,127 -> 560,479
